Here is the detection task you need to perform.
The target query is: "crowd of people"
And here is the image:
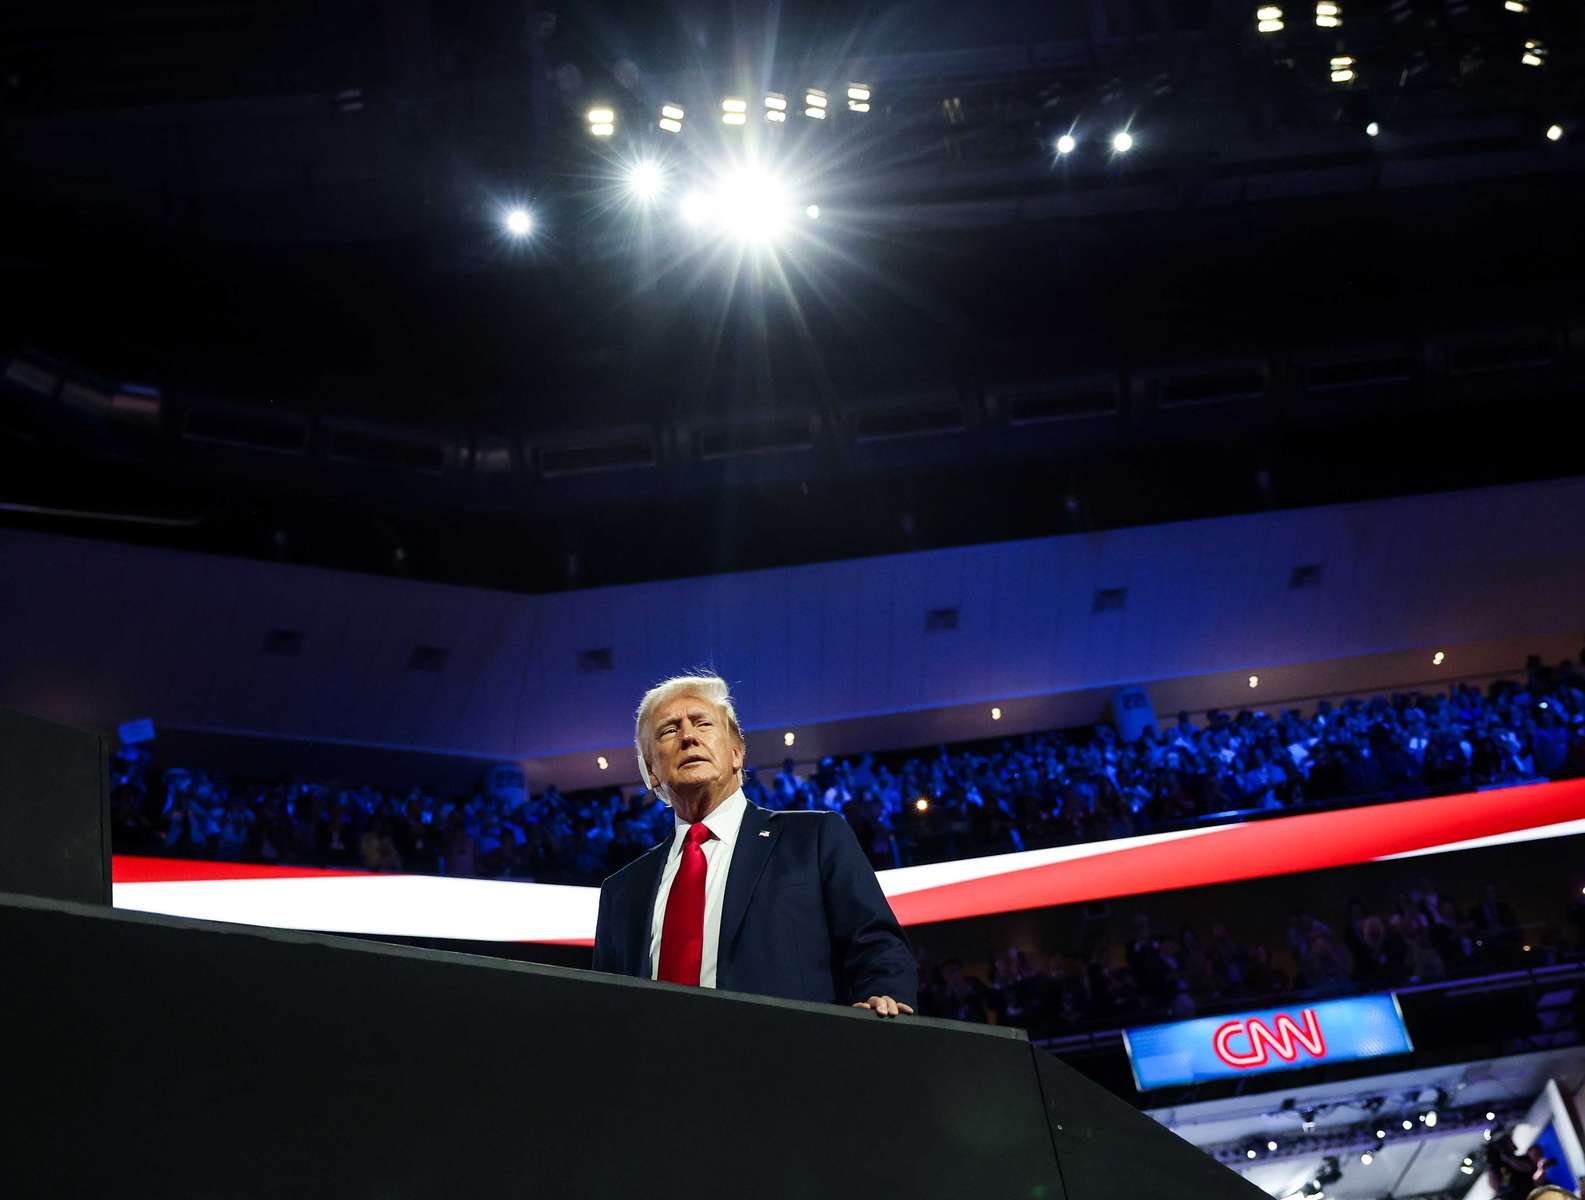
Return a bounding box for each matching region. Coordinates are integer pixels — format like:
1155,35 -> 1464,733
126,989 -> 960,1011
110,654 -> 1585,885
919,876 -> 1585,1037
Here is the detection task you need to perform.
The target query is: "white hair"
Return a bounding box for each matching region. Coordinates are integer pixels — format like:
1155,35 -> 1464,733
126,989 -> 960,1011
634,672 -> 746,796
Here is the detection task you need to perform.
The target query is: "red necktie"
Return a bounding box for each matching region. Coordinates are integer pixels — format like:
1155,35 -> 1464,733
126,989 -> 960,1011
657,822 -> 714,986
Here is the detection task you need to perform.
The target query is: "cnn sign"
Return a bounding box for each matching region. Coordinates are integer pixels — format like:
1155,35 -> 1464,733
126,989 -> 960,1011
1123,994 -> 1413,1091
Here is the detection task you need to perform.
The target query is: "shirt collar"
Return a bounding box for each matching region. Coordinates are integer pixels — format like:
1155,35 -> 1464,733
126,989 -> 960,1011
671,787 -> 748,858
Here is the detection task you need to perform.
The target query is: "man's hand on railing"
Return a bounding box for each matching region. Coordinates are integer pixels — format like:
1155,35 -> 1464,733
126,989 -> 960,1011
853,995 -> 915,1018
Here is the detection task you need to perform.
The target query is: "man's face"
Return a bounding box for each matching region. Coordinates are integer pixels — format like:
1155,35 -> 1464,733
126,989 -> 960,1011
645,694 -> 744,801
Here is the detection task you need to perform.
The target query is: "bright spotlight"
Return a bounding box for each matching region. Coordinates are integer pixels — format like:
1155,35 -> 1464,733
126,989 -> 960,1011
915,797 -> 929,812
804,89 -> 828,119
765,93 -> 788,123
783,731 -> 796,747
1504,0 -> 1529,10
1547,123 -> 1564,141
627,162 -> 664,200
805,204 -> 820,219
991,706 -> 1003,721
587,106 -> 615,137
1366,120 -> 1380,136
658,103 -> 684,134
504,208 -> 533,237
848,85 -> 872,114
1360,1152 -> 1373,1165
1056,133 -> 1077,154
679,190 -> 712,228
596,755 -> 609,770
1315,1 -> 1341,27
1112,130 -> 1134,152
1257,5 -> 1285,32
1248,674 -> 1260,688
1522,40 -> 1547,67
1330,55 -> 1356,83
716,168 -> 791,242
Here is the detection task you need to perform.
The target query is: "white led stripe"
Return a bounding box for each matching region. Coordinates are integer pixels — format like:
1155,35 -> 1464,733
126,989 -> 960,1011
115,874 -> 600,942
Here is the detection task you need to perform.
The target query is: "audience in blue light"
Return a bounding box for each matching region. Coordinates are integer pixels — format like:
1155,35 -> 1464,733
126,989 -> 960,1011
109,656 -> 1585,887
920,873 -> 1578,1035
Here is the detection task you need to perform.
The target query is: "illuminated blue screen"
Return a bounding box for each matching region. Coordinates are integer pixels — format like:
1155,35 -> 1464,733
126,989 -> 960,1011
1123,993 -> 1413,1091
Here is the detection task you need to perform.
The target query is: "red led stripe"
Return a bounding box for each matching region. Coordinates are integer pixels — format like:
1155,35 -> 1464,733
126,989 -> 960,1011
887,779 -> 1585,926
112,855 -> 370,883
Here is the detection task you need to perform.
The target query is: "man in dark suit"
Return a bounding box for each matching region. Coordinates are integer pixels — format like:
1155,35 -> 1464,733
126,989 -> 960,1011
592,673 -> 917,1016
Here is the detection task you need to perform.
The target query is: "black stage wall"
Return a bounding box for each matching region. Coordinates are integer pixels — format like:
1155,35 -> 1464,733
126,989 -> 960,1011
0,707 -> 108,905
1,893 -> 1262,1199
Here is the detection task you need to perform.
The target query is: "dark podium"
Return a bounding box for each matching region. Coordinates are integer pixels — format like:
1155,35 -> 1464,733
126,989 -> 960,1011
1,892 -> 1262,1199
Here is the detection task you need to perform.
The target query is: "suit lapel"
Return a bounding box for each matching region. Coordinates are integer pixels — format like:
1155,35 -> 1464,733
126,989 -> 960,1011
632,834 -> 674,977
718,803 -> 779,962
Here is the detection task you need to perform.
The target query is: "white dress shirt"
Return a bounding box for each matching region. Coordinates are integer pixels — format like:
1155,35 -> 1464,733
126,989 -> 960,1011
648,787 -> 748,988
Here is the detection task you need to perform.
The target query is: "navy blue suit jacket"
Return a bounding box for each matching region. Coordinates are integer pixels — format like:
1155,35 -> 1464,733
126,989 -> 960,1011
592,801 -> 917,1008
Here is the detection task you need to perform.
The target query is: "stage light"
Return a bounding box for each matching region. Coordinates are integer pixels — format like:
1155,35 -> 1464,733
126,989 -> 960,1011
1249,675 -> 1260,688
805,204 -> 820,219
784,731 -> 796,747
1547,124 -> 1564,141
1330,55 -> 1356,82
1316,1 -> 1341,26
505,208 -> 533,237
765,93 -> 788,123
915,797 -> 930,812
804,89 -> 828,120
1257,5 -> 1285,32
1424,1109 -> 1437,1127
1056,133 -> 1077,154
1267,1140 -> 1279,1152
1523,943 -> 1532,952
1523,40 -> 1547,67
1486,1111 -> 1497,1121
722,97 -> 747,126
714,167 -> 791,242
1462,1157 -> 1477,1174
587,106 -> 615,137
1401,1119 -> 1413,1131
1366,120 -> 1380,136
991,707 -> 1003,721
597,756 -> 609,770
1375,1128 -> 1387,1140
1246,1148 -> 1258,1160
1504,0 -> 1528,10
627,162 -> 664,200
1360,1152 -> 1373,1165
847,85 -> 871,102
804,106 -> 827,120
679,190 -> 711,227
1112,130 -> 1134,152
1432,650 -> 1445,664
659,103 -> 684,134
